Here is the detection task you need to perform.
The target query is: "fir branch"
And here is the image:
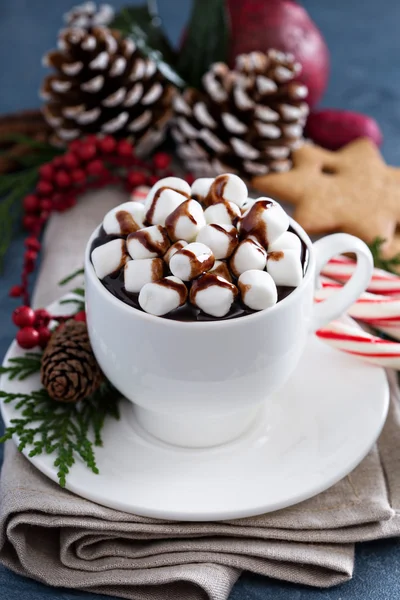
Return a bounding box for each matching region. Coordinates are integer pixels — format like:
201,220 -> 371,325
0,381 -> 120,487
59,298 -> 85,312
369,237 -> 400,273
59,267 -> 84,286
0,352 -> 43,381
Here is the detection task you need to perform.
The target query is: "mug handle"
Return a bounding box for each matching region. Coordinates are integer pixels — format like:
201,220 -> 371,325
311,233 -> 374,331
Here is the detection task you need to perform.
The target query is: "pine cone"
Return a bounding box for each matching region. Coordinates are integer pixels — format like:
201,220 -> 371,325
41,320 -> 103,403
64,2 -> 114,29
41,26 -> 176,154
172,50 -> 309,178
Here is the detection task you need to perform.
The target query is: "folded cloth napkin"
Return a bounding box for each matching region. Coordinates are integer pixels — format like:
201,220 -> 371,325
1,190 -> 400,600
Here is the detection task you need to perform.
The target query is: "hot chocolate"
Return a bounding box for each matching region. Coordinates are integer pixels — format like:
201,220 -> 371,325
90,174 -> 308,321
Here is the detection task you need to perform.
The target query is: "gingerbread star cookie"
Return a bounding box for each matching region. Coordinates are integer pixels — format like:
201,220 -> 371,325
252,138 -> 400,257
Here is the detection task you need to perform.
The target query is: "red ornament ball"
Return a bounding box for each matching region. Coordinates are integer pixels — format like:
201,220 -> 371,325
16,326 -> 40,349
12,306 -> 36,328
37,326 -> 52,349
34,308 -> 51,328
153,152 -> 171,171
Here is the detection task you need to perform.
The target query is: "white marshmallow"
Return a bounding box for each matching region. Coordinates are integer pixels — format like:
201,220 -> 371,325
139,276 -> 188,316
268,231 -> 302,254
238,270 -> 278,311
196,224 -> 238,259
145,187 -> 189,226
165,199 -> 206,242
191,177 -> 213,202
91,239 -> 129,279
240,198 -> 290,247
163,240 -> 188,265
210,260 -> 232,282
144,176 -> 191,209
124,258 -> 164,293
204,201 -> 241,225
229,239 -> 267,277
267,249 -> 303,287
127,225 -> 170,259
102,201 -> 145,235
206,173 -> 248,208
241,198 -> 256,214
170,242 -> 215,281
190,273 -> 238,318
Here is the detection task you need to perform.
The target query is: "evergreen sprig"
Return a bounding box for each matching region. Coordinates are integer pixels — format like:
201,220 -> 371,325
369,237 -> 400,273
0,352 -> 42,381
0,381 -> 120,487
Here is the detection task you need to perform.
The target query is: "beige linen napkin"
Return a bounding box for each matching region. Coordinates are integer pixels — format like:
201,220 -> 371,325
1,189 -> 400,600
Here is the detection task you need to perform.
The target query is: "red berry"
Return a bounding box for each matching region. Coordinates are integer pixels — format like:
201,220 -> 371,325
36,180 -> 53,196
69,140 -> 81,153
34,308 -> 51,327
9,285 -> 23,298
78,143 -> 97,162
40,198 -> 53,212
98,135 -> 117,154
12,306 -> 35,328
38,163 -> 54,180
85,134 -> 99,145
64,196 -> 77,209
23,194 -> 40,213
37,326 -> 52,349
71,168 -> 86,183
39,211 -> 50,223
52,156 -> 65,168
55,170 -> 71,188
117,139 -> 133,157
147,175 -> 159,187
127,171 -> 147,188
153,152 -> 171,171
23,215 -> 40,232
63,152 -> 80,169
185,173 -> 195,186
25,237 -> 41,251
74,310 -> 87,323
16,327 -> 40,349
86,159 -> 104,176
24,260 -> 35,274
24,249 -> 38,262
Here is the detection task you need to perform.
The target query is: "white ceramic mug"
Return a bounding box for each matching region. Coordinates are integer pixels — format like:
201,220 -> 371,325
85,219 -> 373,448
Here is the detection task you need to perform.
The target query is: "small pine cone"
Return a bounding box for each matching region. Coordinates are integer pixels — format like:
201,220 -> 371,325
41,26 -> 176,154
64,2 -> 115,29
41,320 -> 103,403
172,50 -> 309,178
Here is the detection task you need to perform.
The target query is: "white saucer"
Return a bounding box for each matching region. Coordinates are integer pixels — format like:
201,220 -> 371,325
1,311 -> 389,521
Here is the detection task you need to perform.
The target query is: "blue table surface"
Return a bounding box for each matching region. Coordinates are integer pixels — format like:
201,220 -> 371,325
1,0 -> 400,598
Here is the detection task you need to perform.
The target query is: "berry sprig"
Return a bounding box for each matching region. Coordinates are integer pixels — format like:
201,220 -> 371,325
8,134 -> 182,306
12,305 -> 87,350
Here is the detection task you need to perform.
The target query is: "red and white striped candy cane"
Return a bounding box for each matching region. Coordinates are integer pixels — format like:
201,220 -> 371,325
130,185 -> 150,203
316,277 -> 400,326
321,256 -> 400,296
316,319 -> 400,369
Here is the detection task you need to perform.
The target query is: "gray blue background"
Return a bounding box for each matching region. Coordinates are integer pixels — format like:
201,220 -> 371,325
1,0 -> 400,598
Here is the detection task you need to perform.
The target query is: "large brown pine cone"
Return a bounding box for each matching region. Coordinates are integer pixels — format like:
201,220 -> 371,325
41,26 -> 176,154
172,50 -> 309,178
41,319 -> 103,403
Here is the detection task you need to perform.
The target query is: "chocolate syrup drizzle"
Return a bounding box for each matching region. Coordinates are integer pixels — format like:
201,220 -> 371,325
91,226 -> 309,322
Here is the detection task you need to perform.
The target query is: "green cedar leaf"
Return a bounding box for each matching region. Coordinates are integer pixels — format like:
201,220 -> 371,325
111,4 -> 185,88
176,0 -> 230,90
368,237 -> 400,273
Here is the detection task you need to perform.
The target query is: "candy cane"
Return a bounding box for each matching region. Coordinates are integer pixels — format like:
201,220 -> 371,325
131,185 -> 150,203
316,319 -> 400,368
316,277 -> 400,324
321,256 -> 400,296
